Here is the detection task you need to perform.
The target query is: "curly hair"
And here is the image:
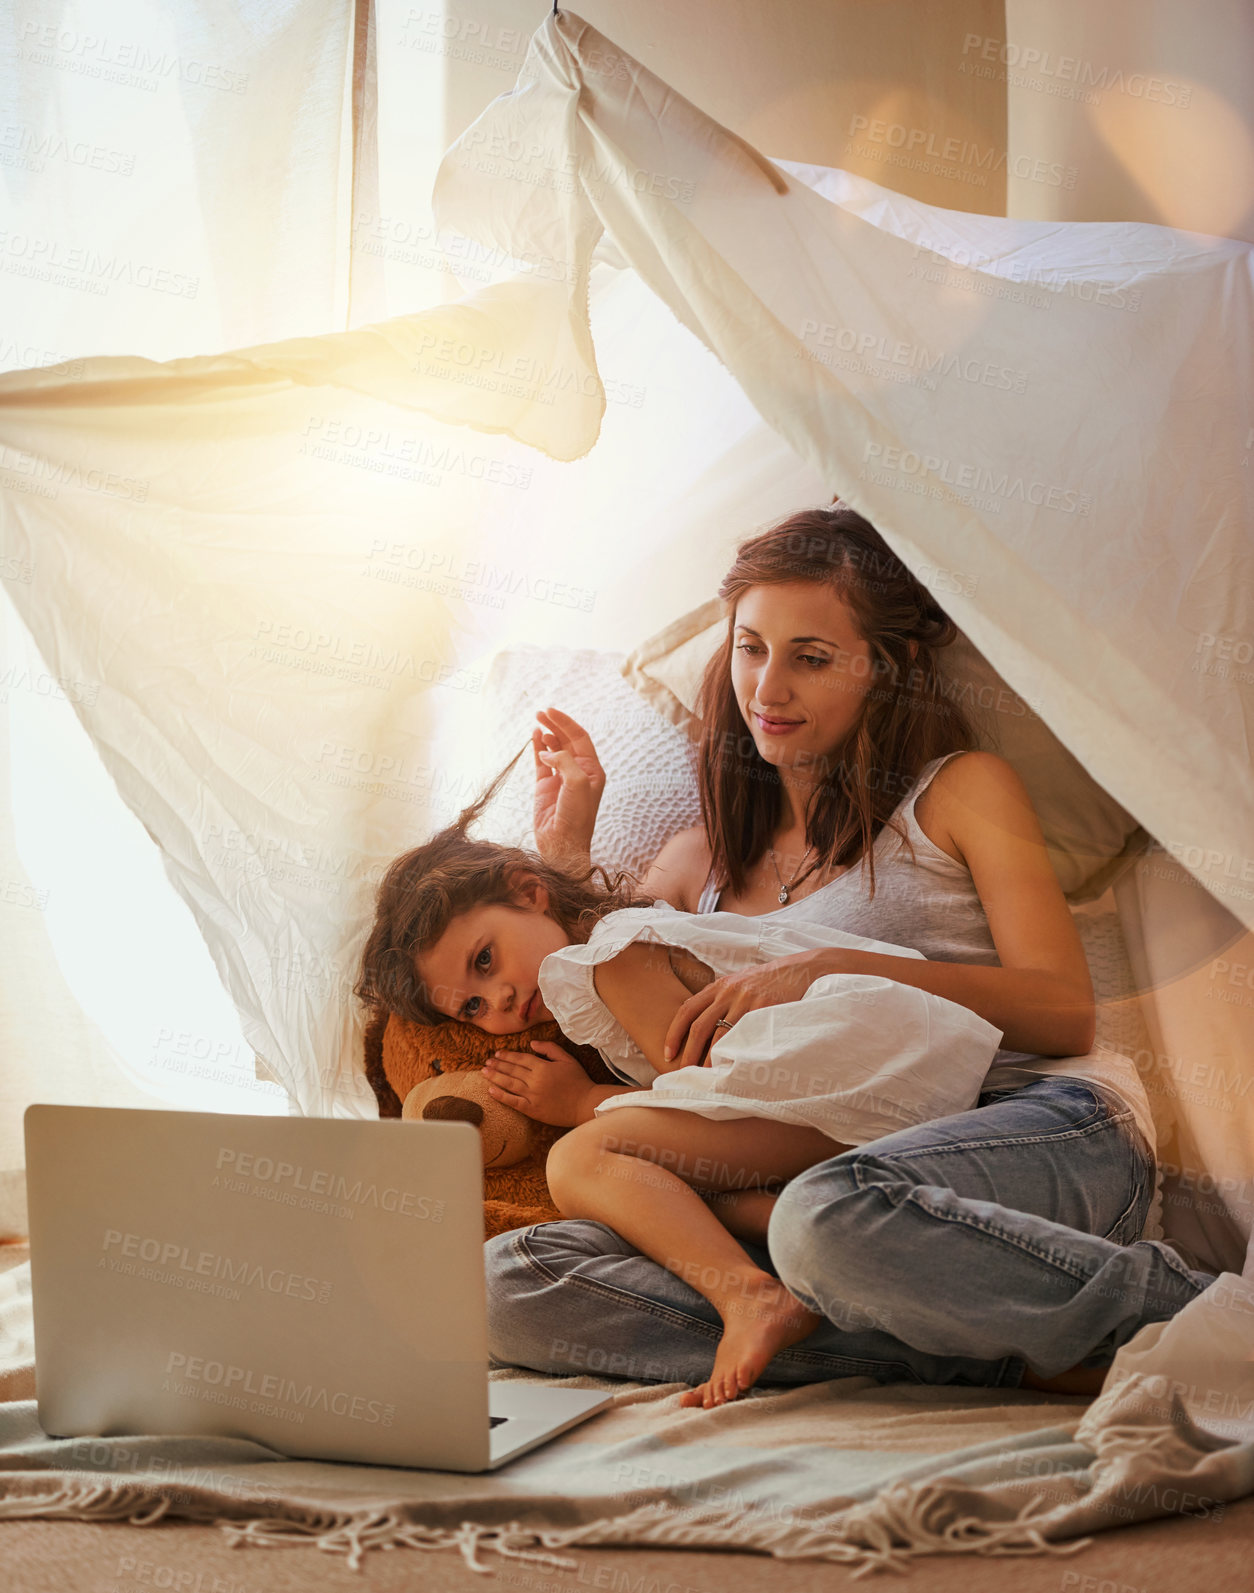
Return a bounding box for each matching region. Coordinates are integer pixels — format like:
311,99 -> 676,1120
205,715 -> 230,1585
353,746 -> 656,1027
696,499 -> 980,902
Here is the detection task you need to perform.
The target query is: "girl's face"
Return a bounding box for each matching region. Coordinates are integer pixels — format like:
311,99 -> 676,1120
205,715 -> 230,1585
412,878 -> 570,1034
730,580 -> 875,778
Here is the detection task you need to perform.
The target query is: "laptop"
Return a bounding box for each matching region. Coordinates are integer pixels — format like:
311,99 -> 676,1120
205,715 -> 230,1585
23,1104 -> 611,1472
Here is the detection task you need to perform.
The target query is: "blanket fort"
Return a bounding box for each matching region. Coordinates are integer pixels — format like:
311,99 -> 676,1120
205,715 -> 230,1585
0,5 -> 1251,1566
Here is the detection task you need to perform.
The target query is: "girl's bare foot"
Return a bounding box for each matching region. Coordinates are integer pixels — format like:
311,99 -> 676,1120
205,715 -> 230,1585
679,1269 -> 820,1409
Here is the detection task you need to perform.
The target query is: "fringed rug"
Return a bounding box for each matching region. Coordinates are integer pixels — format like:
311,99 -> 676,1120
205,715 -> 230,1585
3,1255 -> 1253,1575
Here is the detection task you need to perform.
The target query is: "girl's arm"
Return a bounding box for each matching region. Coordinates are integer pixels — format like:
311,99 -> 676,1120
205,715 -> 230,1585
531,708 -> 604,870
482,1044 -> 650,1126
485,934 -> 713,1124
577,1083 -> 650,1122
593,940 -> 718,1074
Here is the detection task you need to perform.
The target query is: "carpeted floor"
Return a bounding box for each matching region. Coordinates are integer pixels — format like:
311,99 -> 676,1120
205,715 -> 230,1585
3,1504 -> 1253,1593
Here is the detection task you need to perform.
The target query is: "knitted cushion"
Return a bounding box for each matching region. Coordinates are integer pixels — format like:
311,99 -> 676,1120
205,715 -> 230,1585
474,644 -> 702,884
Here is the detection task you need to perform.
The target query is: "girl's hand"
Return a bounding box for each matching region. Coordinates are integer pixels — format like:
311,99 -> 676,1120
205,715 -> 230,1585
666,950 -> 842,1070
532,707 -> 606,871
482,1039 -> 597,1127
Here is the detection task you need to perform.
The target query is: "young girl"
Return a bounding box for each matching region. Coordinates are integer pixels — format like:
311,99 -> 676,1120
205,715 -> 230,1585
355,784 -> 1003,1410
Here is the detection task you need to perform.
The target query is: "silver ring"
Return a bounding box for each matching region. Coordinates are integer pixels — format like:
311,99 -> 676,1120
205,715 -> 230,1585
714,1018 -> 733,1030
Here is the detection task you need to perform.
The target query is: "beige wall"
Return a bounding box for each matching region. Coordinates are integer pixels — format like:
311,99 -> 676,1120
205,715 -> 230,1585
429,2 -> 1254,238
1005,0 -> 1254,240
441,1 -> 1009,213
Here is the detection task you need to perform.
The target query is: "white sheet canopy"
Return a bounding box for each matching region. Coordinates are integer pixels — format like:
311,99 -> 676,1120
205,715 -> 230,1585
435,14 -> 1254,906
1,9 -> 1250,1143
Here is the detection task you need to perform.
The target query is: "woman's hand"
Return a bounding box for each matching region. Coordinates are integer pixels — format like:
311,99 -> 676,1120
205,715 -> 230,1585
664,949 -> 844,1070
532,707 -> 606,871
482,1039 -> 598,1127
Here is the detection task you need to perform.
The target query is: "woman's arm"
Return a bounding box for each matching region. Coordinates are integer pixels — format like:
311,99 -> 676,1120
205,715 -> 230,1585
640,826 -> 707,911
804,753 -> 1095,1056
661,752 -> 1096,1068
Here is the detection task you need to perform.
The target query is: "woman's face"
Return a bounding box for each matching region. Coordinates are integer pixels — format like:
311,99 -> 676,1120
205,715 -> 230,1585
730,581 -> 875,781
412,881 -> 569,1034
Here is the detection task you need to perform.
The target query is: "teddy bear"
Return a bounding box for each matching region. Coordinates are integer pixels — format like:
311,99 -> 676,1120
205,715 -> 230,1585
361,1007 -> 620,1239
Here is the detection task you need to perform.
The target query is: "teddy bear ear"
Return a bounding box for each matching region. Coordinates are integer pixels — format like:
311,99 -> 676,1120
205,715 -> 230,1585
422,1094 -> 483,1126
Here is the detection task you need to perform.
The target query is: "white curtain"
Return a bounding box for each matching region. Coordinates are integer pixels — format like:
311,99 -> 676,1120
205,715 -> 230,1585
0,0 -> 358,1232
3,0 -> 357,358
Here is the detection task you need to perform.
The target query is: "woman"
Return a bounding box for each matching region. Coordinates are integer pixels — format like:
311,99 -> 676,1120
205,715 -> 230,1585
480,502 -> 1213,1395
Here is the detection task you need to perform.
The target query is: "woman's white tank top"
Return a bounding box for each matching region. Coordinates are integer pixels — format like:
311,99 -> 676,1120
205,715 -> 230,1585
696,751 -> 1000,962
691,750 -> 1157,1162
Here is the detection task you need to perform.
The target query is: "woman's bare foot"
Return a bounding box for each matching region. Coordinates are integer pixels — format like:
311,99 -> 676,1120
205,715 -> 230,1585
679,1269 -> 820,1409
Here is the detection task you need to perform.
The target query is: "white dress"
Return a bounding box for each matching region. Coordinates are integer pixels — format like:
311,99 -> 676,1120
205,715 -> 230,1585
536,906 -> 1005,1148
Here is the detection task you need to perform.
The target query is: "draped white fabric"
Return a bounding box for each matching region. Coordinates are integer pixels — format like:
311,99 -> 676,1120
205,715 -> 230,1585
435,13 -> 1254,934
0,8 -> 1250,1205
0,255 -> 825,1125
0,0 -> 361,1231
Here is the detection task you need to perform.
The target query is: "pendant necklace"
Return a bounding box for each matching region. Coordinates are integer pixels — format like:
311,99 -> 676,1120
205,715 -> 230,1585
768,843 -> 817,904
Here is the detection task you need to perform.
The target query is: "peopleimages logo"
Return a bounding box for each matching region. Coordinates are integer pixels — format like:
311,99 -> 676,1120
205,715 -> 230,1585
101,1228 -> 333,1304
959,34 -> 1193,109
165,1351 -> 396,1426
213,1147 -> 445,1221
861,441 -> 1092,515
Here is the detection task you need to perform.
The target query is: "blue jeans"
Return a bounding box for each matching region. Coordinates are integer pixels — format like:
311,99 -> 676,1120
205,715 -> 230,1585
483,1078 -> 1216,1386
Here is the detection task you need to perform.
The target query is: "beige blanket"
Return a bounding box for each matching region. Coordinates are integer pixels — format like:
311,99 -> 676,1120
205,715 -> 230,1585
2,1243 -> 1252,1576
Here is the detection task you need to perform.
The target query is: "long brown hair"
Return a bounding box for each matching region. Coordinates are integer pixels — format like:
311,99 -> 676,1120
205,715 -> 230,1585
353,748 -> 655,1026
697,501 -> 979,902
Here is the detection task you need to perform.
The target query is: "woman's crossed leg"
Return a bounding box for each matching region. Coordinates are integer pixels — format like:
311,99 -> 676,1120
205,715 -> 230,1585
545,1105 -> 847,1409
